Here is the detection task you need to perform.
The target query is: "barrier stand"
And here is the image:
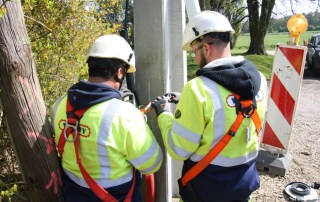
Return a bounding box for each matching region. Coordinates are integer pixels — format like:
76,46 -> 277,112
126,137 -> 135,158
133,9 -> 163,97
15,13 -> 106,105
257,14 -> 308,177
257,44 -> 307,176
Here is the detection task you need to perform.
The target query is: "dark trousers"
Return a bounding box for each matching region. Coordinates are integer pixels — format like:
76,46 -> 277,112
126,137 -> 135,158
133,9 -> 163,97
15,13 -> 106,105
62,170 -> 142,202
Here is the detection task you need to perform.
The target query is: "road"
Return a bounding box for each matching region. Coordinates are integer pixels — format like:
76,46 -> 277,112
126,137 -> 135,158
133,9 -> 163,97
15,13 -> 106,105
252,70 -> 320,201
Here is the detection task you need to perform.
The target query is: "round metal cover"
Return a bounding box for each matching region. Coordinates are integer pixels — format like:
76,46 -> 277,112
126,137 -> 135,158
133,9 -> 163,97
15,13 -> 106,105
284,182 -> 318,202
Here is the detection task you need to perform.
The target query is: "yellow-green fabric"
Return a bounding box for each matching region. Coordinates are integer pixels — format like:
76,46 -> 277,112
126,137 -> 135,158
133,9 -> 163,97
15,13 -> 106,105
52,96 -> 162,188
158,74 -> 267,166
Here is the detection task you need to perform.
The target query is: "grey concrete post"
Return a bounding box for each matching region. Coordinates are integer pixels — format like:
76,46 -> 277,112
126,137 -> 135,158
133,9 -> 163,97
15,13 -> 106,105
134,0 -> 186,201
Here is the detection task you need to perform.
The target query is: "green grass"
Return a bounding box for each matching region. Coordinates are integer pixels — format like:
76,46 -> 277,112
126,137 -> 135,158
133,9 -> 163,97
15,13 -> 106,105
241,54 -> 273,79
187,54 -> 273,80
187,54 -> 199,80
235,31 -> 319,50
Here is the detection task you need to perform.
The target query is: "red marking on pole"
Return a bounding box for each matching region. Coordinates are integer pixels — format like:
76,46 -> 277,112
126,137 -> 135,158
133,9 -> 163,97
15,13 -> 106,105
279,47 -> 303,74
18,76 -> 43,119
27,131 -> 55,154
270,74 -> 295,125
45,168 -> 62,194
262,122 -> 285,149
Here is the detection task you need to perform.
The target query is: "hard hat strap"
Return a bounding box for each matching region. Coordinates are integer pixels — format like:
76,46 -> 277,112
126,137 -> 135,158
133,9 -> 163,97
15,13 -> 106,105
205,32 -> 232,42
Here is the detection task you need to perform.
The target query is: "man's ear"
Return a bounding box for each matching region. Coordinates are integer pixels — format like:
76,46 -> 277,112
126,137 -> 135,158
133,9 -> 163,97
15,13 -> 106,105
116,67 -> 123,78
204,43 -> 211,57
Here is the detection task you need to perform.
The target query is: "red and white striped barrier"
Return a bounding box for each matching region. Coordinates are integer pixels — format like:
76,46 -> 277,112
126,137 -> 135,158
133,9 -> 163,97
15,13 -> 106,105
260,45 -> 307,155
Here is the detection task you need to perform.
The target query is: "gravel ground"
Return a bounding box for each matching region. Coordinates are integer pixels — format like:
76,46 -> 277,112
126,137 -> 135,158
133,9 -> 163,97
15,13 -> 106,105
251,70 -> 320,201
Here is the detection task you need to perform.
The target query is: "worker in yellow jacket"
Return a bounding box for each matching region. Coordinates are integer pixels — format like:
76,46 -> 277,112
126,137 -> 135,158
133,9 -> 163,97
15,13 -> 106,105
52,35 -> 163,202
152,11 -> 267,202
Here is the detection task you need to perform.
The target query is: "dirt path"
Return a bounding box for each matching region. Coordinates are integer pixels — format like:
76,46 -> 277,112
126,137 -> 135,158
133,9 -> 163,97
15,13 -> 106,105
251,70 -> 320,201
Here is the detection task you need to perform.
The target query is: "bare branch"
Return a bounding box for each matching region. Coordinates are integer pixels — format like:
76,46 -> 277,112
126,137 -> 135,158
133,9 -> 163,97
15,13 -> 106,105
0,0 -> 11,8
24,15 -> 52,32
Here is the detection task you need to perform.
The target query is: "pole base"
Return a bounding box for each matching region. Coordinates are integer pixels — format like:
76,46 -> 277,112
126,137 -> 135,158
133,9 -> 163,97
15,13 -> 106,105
256,149 -> 292,176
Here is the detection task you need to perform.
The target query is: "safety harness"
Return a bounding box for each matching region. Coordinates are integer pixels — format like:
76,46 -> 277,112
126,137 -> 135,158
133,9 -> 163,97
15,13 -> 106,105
181,93 -> 262,187
57,100 -> 136,202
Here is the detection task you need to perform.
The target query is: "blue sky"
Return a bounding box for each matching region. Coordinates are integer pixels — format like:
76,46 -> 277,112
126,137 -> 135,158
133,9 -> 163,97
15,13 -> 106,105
273,0 -> 319,18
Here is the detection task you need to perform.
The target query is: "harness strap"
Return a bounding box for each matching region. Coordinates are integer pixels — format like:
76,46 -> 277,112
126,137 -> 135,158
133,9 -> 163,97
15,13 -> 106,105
57,100 -> 136,202
181,93 -> 262,187
57,100 -> 88,158
73,134 -> 119,202
251,109 -> 262,133
233,94 -> 262,133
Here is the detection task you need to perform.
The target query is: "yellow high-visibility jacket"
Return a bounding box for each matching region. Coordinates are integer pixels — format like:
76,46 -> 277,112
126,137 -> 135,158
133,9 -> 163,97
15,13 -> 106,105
157,56 -> 268,201
52,81 -> 162,190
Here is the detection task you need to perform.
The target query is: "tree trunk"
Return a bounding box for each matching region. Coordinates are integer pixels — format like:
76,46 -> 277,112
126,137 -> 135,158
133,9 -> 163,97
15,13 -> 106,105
202,0 -> 246,49
246,0 -> 275,55
0,1 -> 63,201
199,0 -> 205,10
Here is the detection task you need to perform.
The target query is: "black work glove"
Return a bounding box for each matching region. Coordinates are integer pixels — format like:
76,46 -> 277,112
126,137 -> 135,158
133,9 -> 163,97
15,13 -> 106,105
119,87 -> 134,101
151,96 -> 170,116
165,92 -> 181,104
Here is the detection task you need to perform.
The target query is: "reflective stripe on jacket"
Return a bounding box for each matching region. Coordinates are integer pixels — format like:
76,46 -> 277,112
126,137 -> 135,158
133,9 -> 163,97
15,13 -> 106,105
158,74 -> 267,167
52,96 -> 162,189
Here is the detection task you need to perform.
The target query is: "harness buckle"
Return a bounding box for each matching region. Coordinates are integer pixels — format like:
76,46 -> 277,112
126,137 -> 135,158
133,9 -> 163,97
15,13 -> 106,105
228,130 -> 236,137
63,121 -> 79,142
233,96 -> 256,118
240,103 -> 256,118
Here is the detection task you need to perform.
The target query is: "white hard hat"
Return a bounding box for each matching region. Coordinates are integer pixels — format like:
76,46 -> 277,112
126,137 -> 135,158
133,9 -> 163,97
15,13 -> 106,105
88,35 -> 136,73
182,11 -> 235,51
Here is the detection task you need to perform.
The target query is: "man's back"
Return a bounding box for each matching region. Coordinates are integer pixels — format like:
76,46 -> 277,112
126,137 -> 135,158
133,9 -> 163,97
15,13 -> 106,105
157,56 -> 267,201
52,80 -> 162,201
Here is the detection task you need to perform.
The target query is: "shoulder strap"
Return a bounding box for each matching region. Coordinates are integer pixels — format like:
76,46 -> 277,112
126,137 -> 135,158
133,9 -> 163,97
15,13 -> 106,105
57,100 -> 135,202
181,94 -> 262,187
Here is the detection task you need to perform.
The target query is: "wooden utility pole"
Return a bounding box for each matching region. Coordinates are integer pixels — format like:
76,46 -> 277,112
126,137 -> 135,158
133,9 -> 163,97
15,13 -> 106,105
0,0 -> 63,201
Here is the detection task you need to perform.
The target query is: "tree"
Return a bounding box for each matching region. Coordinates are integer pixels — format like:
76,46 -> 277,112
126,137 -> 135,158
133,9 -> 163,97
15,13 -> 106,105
246,0 -> 275,55
1,0 -> 125,200
22,0 -> 107,111
199,0 -> 246,49
0,0 -> 63,201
